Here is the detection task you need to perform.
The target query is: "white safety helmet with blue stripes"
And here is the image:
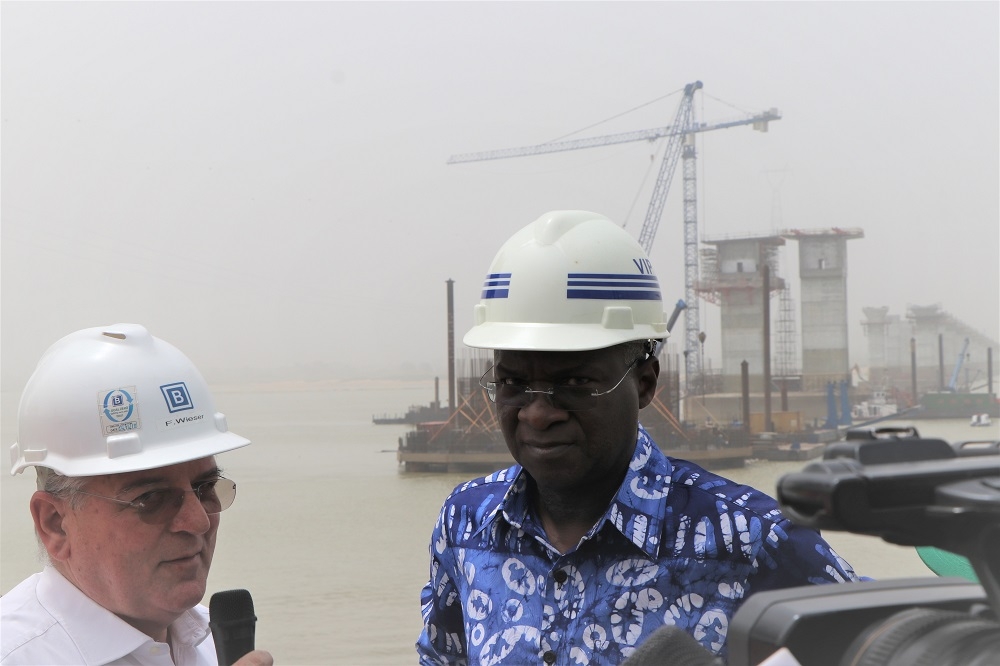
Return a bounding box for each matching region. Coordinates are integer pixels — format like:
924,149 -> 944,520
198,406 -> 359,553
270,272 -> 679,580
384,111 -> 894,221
463,210 -> 669,351
10,323 -> 250,477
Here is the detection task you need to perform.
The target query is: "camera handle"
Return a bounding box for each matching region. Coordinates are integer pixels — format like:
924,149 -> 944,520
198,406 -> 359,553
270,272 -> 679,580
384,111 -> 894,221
928,477 -> 1000,614
778,456 -> 1000,613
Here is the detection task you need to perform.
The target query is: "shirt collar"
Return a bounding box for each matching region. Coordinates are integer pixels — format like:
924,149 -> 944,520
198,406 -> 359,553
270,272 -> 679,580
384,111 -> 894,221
482,425 -> 673,558
38,566 -> 211,664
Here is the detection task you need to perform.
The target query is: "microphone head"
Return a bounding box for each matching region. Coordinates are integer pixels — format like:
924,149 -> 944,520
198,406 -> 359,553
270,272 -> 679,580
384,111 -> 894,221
209,589 -> 256,666
210,589 -> 255,621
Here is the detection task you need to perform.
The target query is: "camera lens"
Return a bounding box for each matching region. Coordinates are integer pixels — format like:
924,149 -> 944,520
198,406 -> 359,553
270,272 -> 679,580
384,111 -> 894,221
840,607 -> 1000,666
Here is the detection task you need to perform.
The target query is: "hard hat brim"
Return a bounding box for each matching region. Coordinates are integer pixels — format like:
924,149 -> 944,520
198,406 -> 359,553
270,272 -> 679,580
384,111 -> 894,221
11,430 -> 250,477
463,321 -> 666,352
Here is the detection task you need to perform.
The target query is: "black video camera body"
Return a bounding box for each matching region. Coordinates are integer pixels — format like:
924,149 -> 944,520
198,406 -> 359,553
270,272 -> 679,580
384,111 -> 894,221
728,428 -> 1000,666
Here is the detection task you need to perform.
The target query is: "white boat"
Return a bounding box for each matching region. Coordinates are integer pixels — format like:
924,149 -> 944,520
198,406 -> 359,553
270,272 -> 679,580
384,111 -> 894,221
970,413 -> 992,427
852,389 -> 899,420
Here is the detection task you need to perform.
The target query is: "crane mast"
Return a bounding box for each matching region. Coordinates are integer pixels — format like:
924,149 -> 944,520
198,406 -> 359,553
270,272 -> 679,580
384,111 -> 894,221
635,81 -> 702,384
636,81 -> 701,252
448,81 -> 779,392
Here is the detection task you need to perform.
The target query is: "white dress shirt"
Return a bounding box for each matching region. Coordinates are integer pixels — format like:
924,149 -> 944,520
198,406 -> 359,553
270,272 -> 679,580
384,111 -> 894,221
1,566 -> 217,665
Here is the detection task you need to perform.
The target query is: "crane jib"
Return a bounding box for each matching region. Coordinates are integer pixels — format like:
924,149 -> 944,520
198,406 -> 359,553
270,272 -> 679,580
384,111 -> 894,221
447,81 -> 781,388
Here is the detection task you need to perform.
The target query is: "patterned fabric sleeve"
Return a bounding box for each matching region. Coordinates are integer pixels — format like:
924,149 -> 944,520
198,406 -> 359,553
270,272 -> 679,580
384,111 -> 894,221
417,502 -> 470,666
746,510 -> 861,593
666,453 -> 861,597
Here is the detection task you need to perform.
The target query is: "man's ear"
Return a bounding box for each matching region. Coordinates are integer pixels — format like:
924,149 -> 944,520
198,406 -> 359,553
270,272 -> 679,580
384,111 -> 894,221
30,491 -> 72,562
637,355 -> 660,409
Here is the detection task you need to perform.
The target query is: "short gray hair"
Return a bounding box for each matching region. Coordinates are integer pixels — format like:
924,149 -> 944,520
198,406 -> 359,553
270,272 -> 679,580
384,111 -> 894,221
32,467 -> 93,564
35,467 -> 89,508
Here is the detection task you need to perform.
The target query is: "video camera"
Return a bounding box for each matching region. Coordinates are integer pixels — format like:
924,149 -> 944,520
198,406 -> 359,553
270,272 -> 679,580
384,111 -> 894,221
728,427 -> 1000,666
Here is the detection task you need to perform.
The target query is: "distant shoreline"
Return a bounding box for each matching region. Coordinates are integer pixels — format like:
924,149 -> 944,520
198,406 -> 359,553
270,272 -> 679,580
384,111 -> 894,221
210,377 -> 436,393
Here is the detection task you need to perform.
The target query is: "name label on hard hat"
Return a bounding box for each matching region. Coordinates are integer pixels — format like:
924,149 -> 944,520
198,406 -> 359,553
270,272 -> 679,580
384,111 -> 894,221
99,387 -> 142,436
633,258 -> 654,275
163,413 -> 206,429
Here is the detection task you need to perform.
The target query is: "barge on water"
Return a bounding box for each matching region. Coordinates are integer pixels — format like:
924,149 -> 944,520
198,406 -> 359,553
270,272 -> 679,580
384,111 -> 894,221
390,278 -> 756,473
914,392 -> 1000,420
397,419 -> 754,473
373,402 -> 450,425
397,422 -> 512,473
393,368 -> 757,473
394,365 -> 757,473
395,360 -> 512,473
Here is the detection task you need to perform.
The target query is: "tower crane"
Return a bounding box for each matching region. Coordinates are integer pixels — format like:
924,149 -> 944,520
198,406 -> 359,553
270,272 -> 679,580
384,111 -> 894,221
448,81 -> 780,387
946,338 -> 971,392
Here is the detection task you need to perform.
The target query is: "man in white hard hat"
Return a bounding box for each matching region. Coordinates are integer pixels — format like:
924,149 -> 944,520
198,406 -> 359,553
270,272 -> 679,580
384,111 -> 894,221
417,211 -> 862,665
1,324 -> 272,666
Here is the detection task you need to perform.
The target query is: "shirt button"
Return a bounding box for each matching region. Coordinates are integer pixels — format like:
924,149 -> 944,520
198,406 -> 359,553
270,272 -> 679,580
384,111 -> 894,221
543,650 -> 557,664
553,569 -> 568,584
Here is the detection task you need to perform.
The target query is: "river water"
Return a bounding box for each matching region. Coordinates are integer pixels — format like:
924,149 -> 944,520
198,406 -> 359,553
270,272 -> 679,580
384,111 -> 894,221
1,382 -> 997,664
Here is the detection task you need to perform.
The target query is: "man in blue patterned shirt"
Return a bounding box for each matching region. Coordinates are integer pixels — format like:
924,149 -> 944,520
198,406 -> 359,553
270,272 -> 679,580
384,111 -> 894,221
417,211 -> 861,665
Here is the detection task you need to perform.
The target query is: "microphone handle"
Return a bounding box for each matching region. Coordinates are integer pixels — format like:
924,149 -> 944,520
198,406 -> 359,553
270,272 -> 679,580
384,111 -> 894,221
211,617 -> 256,665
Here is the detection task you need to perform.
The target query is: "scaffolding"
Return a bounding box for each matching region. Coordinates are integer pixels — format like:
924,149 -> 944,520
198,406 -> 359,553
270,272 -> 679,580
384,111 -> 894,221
775,282 -> 800,378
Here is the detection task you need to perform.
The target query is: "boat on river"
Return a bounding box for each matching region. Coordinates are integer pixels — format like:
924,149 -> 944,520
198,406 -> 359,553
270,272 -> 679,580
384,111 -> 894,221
852,389 -> 899,420
970,413 -> 993,427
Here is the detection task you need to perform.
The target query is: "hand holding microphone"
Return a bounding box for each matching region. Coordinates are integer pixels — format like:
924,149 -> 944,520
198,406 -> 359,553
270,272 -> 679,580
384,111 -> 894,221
231,651 -> 274,666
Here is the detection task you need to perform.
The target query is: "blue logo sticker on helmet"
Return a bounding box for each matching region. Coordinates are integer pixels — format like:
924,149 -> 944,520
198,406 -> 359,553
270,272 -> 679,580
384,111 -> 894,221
99,386 -> 142,435
103,388 -> 135,423
481,273 -> 512,299
160,382 -> 193,413
566,273 -> 661,301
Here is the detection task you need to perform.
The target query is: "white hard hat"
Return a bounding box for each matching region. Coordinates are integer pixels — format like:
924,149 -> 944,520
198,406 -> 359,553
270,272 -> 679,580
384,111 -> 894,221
463,210 -> 669,351
10,323 -> 250,477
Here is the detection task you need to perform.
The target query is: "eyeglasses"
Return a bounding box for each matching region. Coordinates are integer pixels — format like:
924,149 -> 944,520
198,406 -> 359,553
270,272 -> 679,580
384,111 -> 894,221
480,356 -> 644,412
72,477 -> 237,525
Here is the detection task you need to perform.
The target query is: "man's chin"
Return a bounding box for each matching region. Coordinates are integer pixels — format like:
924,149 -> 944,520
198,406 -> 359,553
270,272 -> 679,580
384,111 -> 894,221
165,583 -> 209,614
155,570 -> 209,609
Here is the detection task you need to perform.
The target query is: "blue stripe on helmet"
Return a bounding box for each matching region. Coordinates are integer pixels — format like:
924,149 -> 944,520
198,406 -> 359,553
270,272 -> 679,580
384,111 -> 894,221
482,273 -> 512,299
568,279 -> 659,288
567,289 -> 661,301
568,273 -> 655,280
566,272 -> 660,300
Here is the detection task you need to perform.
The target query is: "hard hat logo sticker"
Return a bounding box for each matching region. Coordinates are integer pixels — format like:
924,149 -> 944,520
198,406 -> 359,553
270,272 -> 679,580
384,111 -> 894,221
481,273 -> 511,299
103,388 -> 134,422
99,387 -> 142,435
160,382 -> 193,413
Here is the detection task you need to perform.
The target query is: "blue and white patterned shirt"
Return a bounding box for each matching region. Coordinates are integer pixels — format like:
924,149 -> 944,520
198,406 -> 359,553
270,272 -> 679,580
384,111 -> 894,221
417,425 -> 861,665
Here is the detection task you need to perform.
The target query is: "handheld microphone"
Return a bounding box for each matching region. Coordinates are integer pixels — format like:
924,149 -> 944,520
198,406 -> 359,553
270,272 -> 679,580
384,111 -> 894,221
209,589 -> 257,666
621,625 -> 721,666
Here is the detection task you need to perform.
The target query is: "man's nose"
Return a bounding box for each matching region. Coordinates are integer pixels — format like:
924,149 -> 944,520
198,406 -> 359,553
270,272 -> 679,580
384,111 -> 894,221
517,389 -> 568,426
171,489 -> 211,534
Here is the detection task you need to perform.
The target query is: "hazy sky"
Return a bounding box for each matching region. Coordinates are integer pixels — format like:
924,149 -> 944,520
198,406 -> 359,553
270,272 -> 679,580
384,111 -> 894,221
2,1 -> 998,391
